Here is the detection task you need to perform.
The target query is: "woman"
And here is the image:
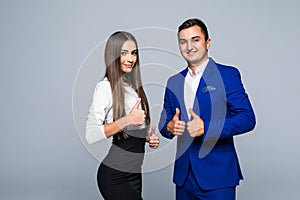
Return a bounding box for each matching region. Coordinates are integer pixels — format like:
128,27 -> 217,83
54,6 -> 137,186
85,31 -> 159,200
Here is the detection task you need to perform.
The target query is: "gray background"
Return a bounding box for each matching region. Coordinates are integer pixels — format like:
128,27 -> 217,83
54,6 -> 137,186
1,0 -> 300,199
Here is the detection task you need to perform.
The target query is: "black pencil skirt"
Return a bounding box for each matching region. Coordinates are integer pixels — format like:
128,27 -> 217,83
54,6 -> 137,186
97,163 -> 143,200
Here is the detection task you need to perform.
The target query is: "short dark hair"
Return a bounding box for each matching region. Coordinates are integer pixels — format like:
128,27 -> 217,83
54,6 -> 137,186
178,18 -> 209,41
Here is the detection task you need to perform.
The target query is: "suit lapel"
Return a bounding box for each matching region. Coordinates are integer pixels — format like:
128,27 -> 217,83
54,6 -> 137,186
178,68 -> 189,122
192,58 -> 215,115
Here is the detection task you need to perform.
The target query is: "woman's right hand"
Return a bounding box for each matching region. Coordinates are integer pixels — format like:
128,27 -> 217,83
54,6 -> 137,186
128,99 -> 145,125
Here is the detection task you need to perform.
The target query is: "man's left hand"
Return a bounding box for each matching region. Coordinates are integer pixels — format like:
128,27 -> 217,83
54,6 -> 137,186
187,108 -> 204,137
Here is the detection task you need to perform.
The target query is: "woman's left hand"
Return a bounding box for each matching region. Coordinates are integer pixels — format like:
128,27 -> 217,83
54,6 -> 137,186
148,125 -> 159,149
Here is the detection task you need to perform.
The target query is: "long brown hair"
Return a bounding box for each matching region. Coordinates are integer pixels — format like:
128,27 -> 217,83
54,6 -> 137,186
104,31 -> 150,133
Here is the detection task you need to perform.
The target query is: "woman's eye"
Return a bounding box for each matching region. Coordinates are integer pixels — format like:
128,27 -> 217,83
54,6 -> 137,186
121,51 -> 127,56
132,51 -> 138,56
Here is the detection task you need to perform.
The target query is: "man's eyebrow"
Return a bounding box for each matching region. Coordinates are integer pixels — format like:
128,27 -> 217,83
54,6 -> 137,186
179,36 -> 201,41
191,36 -> 201,39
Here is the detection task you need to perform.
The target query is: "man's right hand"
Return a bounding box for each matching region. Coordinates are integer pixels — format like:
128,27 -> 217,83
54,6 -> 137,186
167,108 -> 186,135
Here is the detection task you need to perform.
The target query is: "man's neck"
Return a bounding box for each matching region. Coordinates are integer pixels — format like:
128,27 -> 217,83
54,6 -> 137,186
188,57 -> 209,75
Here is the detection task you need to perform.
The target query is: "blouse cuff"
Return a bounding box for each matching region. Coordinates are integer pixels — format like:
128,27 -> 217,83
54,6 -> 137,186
85,124 -> 107,144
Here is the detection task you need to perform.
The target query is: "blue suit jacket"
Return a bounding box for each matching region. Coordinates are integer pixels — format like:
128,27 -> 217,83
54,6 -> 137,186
159,58 -> 256,190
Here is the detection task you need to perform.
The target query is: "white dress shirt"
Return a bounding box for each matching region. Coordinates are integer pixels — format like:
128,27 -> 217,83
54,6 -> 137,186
85,78 -> 145,144
184,59 -> 209,119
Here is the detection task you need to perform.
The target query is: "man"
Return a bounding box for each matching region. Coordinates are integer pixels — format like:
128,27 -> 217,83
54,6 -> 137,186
158,18 -> 256,199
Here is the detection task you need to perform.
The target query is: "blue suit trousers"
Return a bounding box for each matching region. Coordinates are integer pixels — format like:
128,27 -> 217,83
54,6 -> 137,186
176,165 -> 236,200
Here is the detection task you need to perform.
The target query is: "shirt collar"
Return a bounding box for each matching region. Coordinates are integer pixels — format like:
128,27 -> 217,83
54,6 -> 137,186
187,58 -> 209,77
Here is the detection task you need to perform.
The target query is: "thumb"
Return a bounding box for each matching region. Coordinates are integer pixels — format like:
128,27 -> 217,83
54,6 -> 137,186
174,108 -> 180,119
151,125 -> 156,136
132,98 -> 141,110
189,108 -> 198,119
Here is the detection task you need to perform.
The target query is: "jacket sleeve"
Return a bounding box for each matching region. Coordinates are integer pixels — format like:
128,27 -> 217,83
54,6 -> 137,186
159,79 -> 175,139
203,67 -> 256,140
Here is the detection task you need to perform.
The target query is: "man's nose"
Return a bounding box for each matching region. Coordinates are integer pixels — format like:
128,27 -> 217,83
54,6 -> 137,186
187,41 -> 194,51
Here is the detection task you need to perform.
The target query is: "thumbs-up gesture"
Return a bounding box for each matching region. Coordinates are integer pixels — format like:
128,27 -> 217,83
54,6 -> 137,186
167,108 -> 186,135
128,99 -> 145,125
148,125 -> 159,149
187,108 -> 204,137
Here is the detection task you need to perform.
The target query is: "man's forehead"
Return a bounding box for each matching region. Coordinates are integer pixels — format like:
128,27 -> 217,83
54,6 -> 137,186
178,26 -> 203,38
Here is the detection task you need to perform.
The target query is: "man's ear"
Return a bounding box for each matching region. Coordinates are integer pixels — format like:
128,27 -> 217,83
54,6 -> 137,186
206,38 -> 211,50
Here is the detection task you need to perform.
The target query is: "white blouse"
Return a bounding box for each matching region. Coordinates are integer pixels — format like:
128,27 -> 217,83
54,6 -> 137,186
85,78 -> 146,144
